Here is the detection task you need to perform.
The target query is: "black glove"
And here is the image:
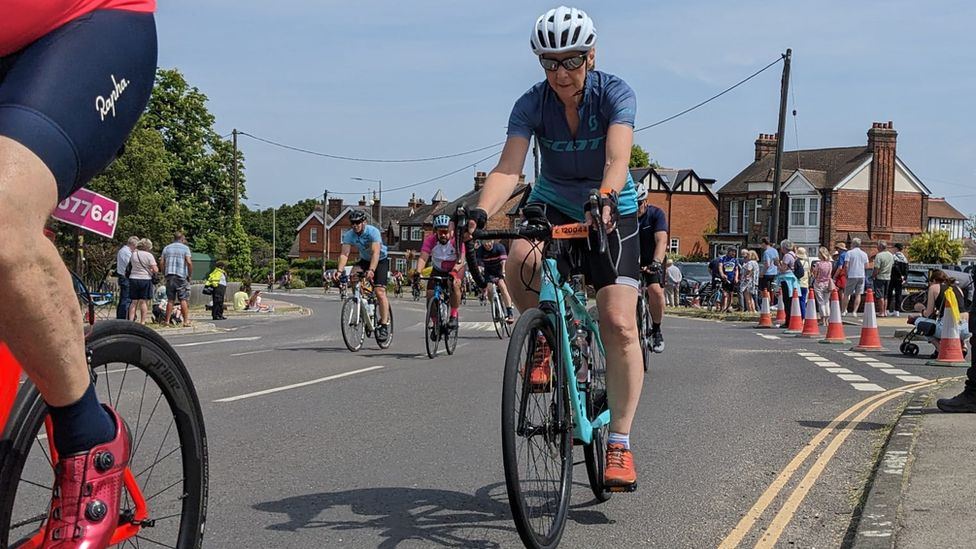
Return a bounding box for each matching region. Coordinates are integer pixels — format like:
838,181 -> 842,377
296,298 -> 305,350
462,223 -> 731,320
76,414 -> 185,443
469,207 -> 489,230
338,273 -> 349,284
647,260 -> 663,274
582,190 -> 619,225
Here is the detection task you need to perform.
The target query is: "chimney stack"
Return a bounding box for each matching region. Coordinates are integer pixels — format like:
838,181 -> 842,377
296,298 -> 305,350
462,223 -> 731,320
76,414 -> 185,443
407,193 -> 417,210
358,195 -> 367,207
371,191 -> 381,224
754,133 -> 778,162
474,171 -> 487,191
327,197 -> 344,219
867,121 -> 897,233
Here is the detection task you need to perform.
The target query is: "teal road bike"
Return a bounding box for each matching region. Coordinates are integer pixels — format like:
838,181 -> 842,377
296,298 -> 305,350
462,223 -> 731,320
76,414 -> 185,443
459,195 -> 617,549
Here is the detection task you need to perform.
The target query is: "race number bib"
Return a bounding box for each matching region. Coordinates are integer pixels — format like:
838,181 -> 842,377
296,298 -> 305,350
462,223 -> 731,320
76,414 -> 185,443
51,188 -> 119,238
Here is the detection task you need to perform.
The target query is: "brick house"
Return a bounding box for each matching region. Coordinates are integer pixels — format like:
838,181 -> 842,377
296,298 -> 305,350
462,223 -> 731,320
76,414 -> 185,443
712,121 -> 932,256
926,197 -> 968,240
630,167 -> 718,257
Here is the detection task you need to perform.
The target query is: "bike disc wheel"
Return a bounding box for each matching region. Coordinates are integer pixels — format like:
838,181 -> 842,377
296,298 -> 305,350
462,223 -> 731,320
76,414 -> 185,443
0,321 -> 208,548
501,308 -> 572,549
425,299 -> 440,359
340,298 -> 366,352
376,305 -> 394,350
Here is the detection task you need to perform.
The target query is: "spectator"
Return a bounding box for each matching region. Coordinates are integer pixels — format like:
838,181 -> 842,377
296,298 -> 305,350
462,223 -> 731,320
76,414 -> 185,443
761,237 -> 780,304
889,242 -> 909,317
126,238 -> 157,325
206,260 -> 228,320
813,247 -> 834,326
740,250 -> 760,312
665,258 -> 682,307
234,282 -> 251,311
796,247 -> 811,316
910,269 -> 970,360
833,241 -> 848,272
776,239 -> 799,323
719,247 -> 739,312
248,289 -> 272,312
160,231 -> 193,327
872,240 -> 894,317
842,237 -> 869,318
115,236 -> 138,319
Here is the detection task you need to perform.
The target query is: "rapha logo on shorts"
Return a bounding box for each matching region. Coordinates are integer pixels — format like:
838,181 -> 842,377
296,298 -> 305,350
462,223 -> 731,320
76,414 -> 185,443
95,75 -> 130,122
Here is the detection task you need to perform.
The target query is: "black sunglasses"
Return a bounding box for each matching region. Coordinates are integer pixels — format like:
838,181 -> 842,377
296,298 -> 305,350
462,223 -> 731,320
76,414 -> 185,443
539,52 -> 587,72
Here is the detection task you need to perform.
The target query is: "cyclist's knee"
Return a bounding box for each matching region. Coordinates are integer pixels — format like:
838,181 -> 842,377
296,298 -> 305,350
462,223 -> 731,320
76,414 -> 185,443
600,308 -> 639,344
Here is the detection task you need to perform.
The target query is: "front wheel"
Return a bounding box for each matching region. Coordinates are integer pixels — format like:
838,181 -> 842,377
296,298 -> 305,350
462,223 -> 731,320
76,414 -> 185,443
0,321 -> 208,549
502,309 -> 572,549
340,298 -> 366,352
376,304 -> 394,350
425,298 -> 441,359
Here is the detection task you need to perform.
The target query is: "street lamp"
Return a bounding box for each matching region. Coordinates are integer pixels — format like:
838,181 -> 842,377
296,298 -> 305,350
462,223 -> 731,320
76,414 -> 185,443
351,177 -> 382,227
251,202 -> 276,288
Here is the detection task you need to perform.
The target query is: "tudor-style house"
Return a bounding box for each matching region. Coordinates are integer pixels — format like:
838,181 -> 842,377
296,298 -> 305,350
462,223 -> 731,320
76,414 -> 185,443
712,121 -> 935,255
630,167 -> 718,257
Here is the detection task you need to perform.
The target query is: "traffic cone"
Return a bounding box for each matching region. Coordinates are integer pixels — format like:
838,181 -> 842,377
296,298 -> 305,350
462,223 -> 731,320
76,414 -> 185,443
927,300 -> 969,367
756,289 -> 773,329
821,289 -> 851,344
851,289 -> 886,352
798,295 -> 822,338
783,289 -> 804,334
774,289 -> 787,326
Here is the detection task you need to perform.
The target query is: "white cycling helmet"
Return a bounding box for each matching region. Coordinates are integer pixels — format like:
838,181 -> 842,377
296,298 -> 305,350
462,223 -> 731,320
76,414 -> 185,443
636,181 -> 648,202
530,6 -> 597,55
433,214 -> 451,229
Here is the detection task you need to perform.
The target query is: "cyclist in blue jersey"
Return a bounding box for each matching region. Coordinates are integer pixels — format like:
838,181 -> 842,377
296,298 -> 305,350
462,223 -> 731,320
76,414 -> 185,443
636,182 -> 669,353
476,238 -> 515,323
467,6 -> 641,490
334,209 -> 391,342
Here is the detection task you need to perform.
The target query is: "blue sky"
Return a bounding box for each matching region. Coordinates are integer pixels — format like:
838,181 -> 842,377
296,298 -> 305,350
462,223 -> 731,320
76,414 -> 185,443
157,0 -> 976,217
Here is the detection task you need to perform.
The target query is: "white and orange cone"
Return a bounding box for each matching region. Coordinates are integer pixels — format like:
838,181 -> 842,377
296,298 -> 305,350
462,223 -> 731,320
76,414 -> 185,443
851,289 -> 886,352
783,289 -> 804,334
798,294 -> 822,338
821,289 -> 851,344
756,289 -> 773,329
774,289 -> 787,326
927,292 -> 969,367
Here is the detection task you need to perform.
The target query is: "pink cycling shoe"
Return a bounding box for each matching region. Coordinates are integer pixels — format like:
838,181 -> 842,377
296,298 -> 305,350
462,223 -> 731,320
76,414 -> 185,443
43,405 -> 130,548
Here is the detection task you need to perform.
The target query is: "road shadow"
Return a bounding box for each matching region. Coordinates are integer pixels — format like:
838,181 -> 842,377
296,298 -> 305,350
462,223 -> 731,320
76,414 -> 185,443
254,482 -> 610,547
796,420 -> 887,431
276,346 -> 422,361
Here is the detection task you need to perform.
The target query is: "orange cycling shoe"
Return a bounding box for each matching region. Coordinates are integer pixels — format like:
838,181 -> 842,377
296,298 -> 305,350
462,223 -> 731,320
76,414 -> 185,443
43,405 -> 130,547
604,443 -> 638,492
528,334 -> 552,391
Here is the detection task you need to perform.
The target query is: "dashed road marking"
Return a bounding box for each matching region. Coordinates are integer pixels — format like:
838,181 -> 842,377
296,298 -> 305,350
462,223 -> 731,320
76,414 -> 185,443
851,383 -> 886,392
867,362 -> 893,368
838,374 -> 869,382
215,365 -> 384,402
825,367 -> 853,374
816,361 -> 840,367
879,368 -> 910,375
175,336 -> 261,347
897,375 -> 928,382
854,357 -> 879,362
758,334 -> 781,340
797,352 -> 819,357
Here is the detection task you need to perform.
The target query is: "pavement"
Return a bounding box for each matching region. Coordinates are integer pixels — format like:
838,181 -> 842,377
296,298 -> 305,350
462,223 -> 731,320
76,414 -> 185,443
146,295 -> 308,335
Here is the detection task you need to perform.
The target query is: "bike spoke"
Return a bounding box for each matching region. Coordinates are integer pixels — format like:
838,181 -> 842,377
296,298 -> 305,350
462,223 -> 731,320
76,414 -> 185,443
114,363 -> 133,410
141,419 -> 174,495
134,445 -> 181,479
144,477 -> 185,503
34,434 -> 53,468
132,392 -> 164,458
134,533 -> 177,548
17,477 -> 50,491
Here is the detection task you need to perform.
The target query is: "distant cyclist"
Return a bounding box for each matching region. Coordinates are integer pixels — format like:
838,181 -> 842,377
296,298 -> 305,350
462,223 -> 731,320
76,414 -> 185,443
334,209 -> 391,343
0,1 -> 157,545
467,6 -> 642,491
476,238 -> 515,323
636,182 -> 668,352
414,214 -> 466,329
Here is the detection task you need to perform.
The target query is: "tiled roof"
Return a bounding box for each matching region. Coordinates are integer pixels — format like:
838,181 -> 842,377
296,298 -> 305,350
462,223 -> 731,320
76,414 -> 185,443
718,146 -> 870,194
927,198 -> 967,220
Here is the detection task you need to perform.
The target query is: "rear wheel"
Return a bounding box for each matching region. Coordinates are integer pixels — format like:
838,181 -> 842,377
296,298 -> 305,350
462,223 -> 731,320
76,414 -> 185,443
425,298 -> 440,359
637,292 -> 652,372
491,289 -> 505,340
583,319 -> 611,503
376,305 -> 394,350
501,308 -> 572,549
444,302 -> 459,356
0,321 -> 208,549
340,298 -> 365,352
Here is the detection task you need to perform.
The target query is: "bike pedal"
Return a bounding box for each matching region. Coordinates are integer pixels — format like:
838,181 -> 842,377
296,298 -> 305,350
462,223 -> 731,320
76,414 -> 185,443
605,482 -> 638,493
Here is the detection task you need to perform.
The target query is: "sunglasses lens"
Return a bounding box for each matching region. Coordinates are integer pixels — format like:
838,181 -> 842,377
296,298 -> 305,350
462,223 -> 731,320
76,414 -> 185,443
539,57 -> 558,71
564,55 -> 585,70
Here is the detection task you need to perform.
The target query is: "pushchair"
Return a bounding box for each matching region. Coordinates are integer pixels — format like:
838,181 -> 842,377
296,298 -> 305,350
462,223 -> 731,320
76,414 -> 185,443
900,315 -> 970,359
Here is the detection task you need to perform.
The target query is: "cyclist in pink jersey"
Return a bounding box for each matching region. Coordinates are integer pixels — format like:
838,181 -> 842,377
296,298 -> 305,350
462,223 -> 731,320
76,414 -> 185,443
414,215 -> 466,329
1,1 -> 156,546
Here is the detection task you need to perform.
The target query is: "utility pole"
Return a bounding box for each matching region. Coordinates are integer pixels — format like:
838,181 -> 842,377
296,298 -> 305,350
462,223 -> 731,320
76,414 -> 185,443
769,49 -> 792,244
232,128 -> 239,218
323,189 -> 329,278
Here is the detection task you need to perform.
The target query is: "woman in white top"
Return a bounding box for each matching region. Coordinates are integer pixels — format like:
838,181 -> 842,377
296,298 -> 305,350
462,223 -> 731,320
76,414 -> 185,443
127,238 -> 158,324
740,250 -> 760,312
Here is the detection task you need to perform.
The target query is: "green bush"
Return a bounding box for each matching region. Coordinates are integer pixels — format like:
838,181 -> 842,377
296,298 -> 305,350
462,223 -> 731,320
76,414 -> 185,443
289,278 -> 306,289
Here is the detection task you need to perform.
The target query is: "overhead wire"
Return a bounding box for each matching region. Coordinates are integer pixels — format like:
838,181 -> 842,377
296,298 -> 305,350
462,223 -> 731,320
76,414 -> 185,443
238,131 -> 504,163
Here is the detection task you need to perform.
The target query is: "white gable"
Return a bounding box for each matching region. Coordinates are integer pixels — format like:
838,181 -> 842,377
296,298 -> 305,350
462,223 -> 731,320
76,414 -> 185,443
833,156 -> 872,191
295,210 -> 325,232
782,171 -> 817,194
894,158 -> 930,194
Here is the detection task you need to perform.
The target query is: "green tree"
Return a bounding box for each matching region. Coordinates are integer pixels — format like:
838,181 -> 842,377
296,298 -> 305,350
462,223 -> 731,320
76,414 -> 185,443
225,214 -> 252,277
965,213 -> 976,240
629,144 -> 661,169
906,231 -> 964,264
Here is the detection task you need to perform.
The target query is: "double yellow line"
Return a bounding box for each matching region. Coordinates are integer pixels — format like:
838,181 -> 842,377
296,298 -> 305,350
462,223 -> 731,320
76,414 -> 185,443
718,378 -> 939,549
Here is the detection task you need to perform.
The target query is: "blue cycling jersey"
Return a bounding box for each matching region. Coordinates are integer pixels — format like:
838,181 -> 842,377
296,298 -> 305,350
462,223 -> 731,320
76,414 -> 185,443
341,224 -> 388,261
508,70 -> 638,221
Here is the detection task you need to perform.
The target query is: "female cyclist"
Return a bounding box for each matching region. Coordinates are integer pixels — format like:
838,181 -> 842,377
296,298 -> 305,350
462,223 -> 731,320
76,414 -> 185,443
467,6 -> 642,491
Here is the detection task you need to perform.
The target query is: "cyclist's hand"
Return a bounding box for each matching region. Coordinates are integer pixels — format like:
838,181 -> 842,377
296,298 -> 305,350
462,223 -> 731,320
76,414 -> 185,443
466,207 -> 488,241
365,269 -> 375,282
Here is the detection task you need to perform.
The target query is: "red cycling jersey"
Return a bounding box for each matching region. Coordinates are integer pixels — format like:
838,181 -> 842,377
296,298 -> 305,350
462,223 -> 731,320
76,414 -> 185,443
0,0 -> 155,56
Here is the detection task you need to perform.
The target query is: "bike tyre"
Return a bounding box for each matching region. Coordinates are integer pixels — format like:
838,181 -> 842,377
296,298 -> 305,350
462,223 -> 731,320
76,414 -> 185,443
340,298 -> 365,352
425,298 -> 440,359
501,308 -> 572,549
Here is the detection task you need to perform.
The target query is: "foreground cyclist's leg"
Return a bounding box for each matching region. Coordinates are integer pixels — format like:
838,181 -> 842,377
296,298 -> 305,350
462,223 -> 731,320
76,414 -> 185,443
647,282 -> 666,353
505,238 -> 542,310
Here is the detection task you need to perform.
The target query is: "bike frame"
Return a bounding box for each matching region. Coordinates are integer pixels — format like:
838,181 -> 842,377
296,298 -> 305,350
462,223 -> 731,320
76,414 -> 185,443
537,256 -> 610,445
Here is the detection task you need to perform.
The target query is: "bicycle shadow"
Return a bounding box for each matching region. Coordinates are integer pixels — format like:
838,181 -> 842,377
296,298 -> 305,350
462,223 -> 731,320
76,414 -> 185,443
276,346 -> 422,361
253,482 -> 610,547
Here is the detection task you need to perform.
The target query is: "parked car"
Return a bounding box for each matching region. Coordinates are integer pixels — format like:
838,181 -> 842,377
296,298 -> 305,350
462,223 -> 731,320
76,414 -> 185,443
675,262 -> 712,305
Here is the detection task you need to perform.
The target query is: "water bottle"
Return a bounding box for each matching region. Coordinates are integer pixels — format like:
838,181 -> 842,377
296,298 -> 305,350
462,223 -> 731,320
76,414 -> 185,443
571,320 -> 590,384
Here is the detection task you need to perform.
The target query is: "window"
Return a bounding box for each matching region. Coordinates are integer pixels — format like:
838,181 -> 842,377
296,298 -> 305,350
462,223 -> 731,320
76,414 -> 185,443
410,227 -> 423,240
808,197 -> 819,226
309,227 -> 318,243
669,238 -> 680,254
790,198 -> 805,226
742,200 -> 750,230
754,198 -> 762,224
729,201 -> 739,233
401,227 -> 409,241
395,258 -> 406,272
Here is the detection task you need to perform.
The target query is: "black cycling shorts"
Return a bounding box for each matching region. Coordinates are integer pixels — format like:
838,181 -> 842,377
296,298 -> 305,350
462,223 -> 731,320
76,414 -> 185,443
641,269 -> 662,287
355,258 -> 390,286
529,203 -> 640,292
483,264 -> 505,282
0,10 -> 157,202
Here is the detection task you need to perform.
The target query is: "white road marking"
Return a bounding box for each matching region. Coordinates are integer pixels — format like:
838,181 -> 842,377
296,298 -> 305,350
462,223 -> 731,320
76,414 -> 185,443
816,361 -> 840,367
866,362 -> 892,368
215,366 -> 384,402
897,375 -> 928,382
854,357 -> 878,362
825,368 -> 853,374
845,352 -> 866,357
758,334 -> 780,340
805,357 -> 831,362
797,352 -> 819,357
230,349 -> 274,357
851,383 -> 885,392
879,368 -> 910,375
838,374 -> 869,382
175,336 -> 261,348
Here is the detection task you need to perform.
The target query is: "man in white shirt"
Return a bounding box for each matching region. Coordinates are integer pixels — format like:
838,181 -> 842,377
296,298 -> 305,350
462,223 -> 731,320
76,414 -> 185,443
115,236 -> 138,319
842,237 -> 870,317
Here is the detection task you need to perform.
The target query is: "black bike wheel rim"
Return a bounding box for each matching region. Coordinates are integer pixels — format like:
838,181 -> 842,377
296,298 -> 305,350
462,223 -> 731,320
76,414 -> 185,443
340,298 -> 365,352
